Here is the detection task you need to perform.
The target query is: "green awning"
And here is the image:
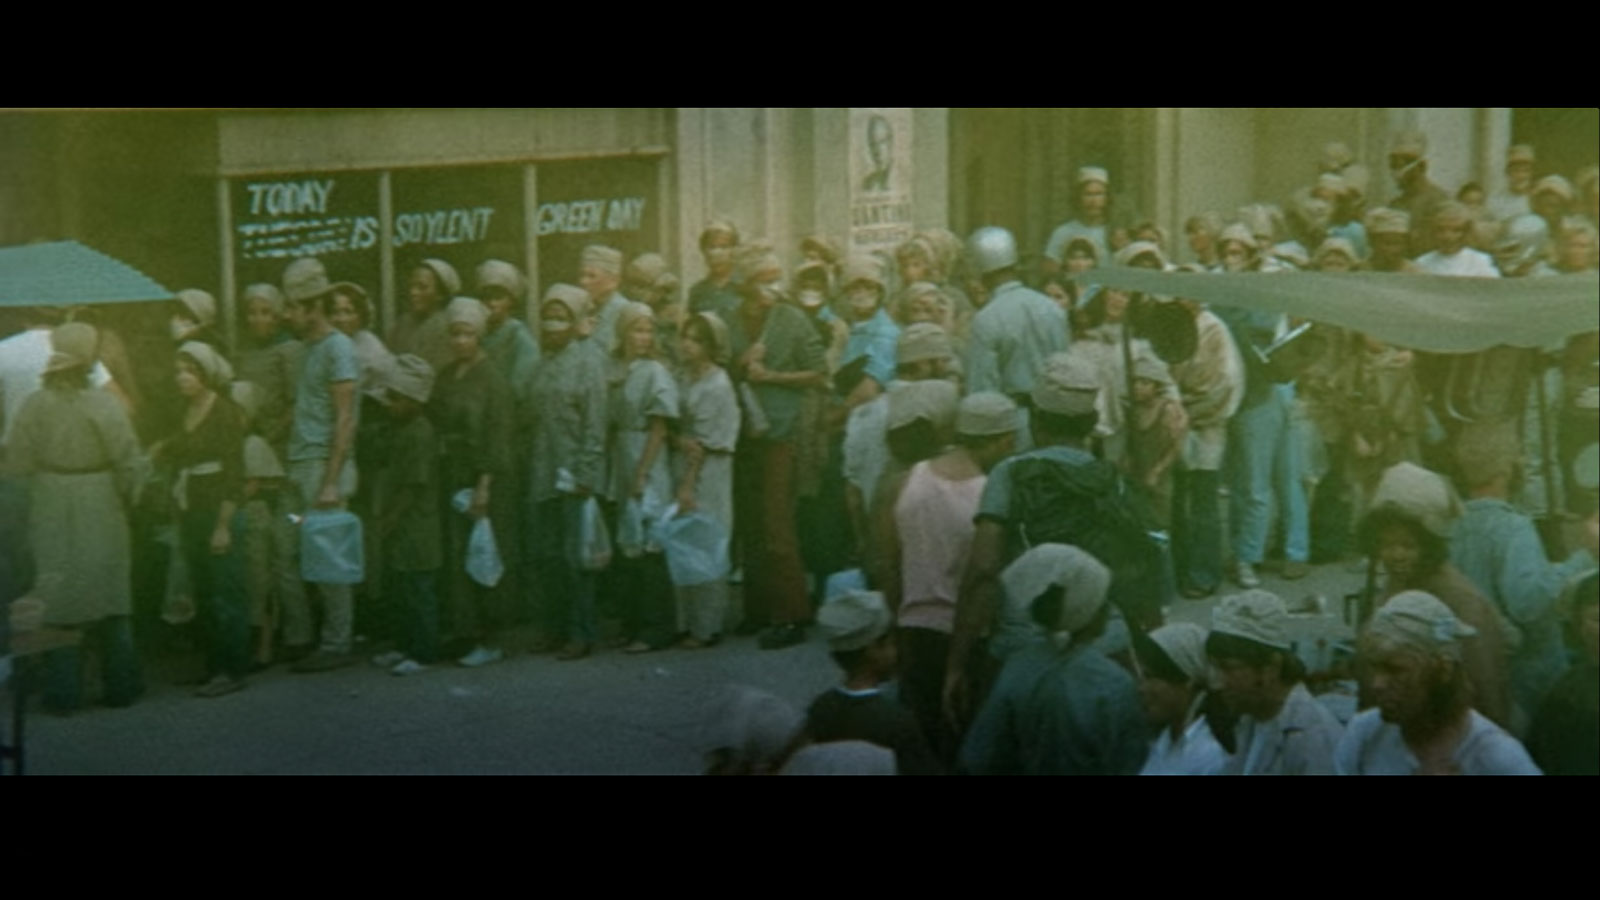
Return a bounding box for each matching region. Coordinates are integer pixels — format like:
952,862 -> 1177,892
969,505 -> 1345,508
0,240 -> 174,307
1076,268 -> 1600,353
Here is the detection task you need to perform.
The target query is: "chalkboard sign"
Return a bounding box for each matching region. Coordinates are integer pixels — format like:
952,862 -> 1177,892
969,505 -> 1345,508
390,165 -> 525,293
534,157 -> 660,296
231,171 -> 383,307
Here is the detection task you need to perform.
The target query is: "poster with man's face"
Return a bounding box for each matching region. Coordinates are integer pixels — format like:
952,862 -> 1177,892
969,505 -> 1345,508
849,107 -> 913,252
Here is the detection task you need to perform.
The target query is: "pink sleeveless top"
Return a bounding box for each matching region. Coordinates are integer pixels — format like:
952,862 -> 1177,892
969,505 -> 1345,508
893,460 -> 986,633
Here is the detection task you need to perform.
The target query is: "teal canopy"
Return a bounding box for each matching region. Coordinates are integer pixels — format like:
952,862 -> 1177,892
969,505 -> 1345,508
0,240 -> 174,308
1075,268 -> 1600,354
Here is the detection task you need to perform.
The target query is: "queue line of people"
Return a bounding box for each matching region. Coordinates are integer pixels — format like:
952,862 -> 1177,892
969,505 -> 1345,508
3,131 -> 1596,776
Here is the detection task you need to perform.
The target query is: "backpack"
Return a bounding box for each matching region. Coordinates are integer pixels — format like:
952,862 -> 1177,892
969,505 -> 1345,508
1008,455 -> 1173,631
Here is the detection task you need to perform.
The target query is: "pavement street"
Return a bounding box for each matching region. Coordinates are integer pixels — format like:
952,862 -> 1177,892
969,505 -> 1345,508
9,563 -> 1368,775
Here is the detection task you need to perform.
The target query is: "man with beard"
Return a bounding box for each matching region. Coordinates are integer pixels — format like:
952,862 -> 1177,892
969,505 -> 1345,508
1336,591 -> 1540,774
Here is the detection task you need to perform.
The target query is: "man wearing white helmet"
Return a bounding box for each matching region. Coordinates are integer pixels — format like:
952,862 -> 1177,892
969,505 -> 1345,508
962,226 -> 1067,439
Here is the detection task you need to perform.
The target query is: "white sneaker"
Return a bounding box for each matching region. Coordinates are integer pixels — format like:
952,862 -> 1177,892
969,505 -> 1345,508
1235,561 -> 1262,589
390,658 -> 428,676
457,645 -> 503,668
372,651 -> 405,668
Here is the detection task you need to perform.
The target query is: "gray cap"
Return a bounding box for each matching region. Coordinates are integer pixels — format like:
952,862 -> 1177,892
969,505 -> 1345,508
817,591 -> 892,652
383,353 -> 436,405
886,379 -> 959,432
1211,590 -> 1292,652
282,257 -> 333,304
475,259 -> 524,298
175,289 -> 218,327
956,392 -> 1020,437
1032,353 -> 1101,415
896,322 -> 954,365
417,258 -> 463,296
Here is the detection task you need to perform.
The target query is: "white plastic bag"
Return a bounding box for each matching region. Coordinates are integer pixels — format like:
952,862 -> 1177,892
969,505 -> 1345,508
617,497 -> 647,559
568,497 -> 613,572
452,489 -> 505,587
824,568 -> 867,602
300,509 -> 365,585
655,509 -> 730,587
467,519 -> 504,587
451,486 -> 505,586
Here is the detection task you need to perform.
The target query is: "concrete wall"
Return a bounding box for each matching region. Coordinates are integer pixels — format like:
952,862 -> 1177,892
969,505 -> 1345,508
675,108 -> 951,288
215,108 -> 672,175
1170,108 -> 1257,262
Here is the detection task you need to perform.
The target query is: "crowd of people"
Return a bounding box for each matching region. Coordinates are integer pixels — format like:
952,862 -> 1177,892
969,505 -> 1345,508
2,130 -> 1597,775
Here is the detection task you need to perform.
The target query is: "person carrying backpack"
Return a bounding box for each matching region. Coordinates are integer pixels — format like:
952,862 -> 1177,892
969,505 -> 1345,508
944,353 -> 1172,734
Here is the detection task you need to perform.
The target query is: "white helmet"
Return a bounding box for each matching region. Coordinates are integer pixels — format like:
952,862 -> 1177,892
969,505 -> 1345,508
966,226 -> 1019,275
1494,214 -> 1550,274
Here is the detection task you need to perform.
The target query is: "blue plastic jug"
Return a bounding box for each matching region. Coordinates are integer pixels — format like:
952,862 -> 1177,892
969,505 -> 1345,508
300,509 -> 365,584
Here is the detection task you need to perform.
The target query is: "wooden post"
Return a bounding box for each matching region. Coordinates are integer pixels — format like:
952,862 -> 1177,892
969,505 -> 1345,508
378,170 -> 396,336
522,164 -> 539,322
216,178 -> 236,353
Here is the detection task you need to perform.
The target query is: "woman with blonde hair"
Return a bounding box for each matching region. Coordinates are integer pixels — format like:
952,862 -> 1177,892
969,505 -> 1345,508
608,302 -> 680,652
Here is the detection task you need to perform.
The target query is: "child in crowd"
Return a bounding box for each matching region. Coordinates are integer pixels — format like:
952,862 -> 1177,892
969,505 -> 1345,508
1125,354 -> 1189,530
799,590 -> 942,775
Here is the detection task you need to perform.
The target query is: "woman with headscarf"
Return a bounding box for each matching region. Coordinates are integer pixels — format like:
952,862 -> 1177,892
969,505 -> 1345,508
1359,462 -> 1515,729
474,259 -> 540,388
607,302 -> 680,653
958,544 -> 1148,776
234,283 -> 304,451
390,258 -> 461,375
673,312 -> 741,648
428,297 -> 516,668
154,341 -> 250,697
527,285 -> 610,660
8,323 -> 147,710
1135,622 -> 1231,775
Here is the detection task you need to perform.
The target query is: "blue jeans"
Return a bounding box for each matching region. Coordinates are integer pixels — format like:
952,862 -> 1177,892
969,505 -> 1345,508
386,568 -> 439,663
1228,383 -> 1309,565
530,496 -> 597,645
43,616 -> 142,711
1172,468 -> 1223,592
180,507 -> 251,679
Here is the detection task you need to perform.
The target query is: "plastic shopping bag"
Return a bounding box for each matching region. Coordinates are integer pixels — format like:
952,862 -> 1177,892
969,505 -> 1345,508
567,497 -> 613,573
655,510 -> 730,587
467,519 -> 504,587
824,568 -> 868,602
452,489 -> 505,587
617,497 -> 647,559
300,509 -> 365,585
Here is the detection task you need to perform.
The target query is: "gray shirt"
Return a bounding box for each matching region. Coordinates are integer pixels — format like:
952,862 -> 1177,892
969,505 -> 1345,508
527,340 -> 609,503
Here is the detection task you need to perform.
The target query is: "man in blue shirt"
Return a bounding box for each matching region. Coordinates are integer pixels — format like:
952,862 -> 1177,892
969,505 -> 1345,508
280,257 -> 362,673
1452,421 -> 1599,730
